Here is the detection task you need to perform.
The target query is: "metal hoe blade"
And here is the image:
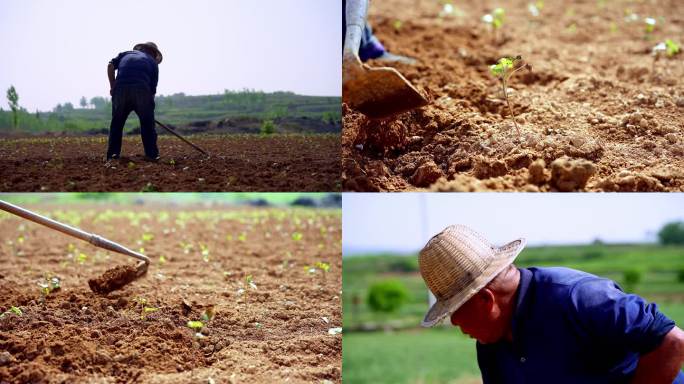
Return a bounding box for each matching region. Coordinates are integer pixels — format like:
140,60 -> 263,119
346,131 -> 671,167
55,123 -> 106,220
0,200 -> 150,294
343,66 -> 428,119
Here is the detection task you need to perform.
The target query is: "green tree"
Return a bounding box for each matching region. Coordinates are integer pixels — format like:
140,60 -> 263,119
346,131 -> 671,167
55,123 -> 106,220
367,279 -> 410,313
260,119 -> 275,135
658,221 -> 684,245
90,96 -> 107,110
79,96 -> 87,109
6,86 -> 19,128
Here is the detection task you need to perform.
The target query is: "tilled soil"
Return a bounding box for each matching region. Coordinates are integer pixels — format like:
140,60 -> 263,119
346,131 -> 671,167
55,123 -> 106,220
0,134 -> 340,192
343,0 -> 684,191
0,204 -> 341,383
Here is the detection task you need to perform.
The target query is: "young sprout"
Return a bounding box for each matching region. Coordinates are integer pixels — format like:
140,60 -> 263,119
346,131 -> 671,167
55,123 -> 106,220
393,20 -> 402,31
644,17 -> 656,35
200,243 -> 210,262
246,275 -> 257,290
527,1 -> 544,17
291,232 -> 303,241
141,306 -> 159,320
652,39 -> 681,73
665,39 -> 680,56
489,56 -> 531,136
482,8 -> 505,43
0,306 -> 22,318
201,307 -> 215,322
187,320 -> 204,330
315,262 -> 331,272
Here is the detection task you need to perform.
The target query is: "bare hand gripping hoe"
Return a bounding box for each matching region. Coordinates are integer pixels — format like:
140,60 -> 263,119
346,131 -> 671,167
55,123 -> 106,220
0,200 -> 149,295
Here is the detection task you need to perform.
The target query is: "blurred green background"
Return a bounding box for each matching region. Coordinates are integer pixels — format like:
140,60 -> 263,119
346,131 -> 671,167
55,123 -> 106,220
0,192 -> 341,207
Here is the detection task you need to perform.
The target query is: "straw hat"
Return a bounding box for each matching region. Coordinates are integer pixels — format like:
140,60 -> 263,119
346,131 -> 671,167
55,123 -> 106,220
133,42 -> 163,64
419,225 -> 526,327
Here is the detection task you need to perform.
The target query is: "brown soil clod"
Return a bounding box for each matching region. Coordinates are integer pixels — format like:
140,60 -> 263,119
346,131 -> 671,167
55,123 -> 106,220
88,265 -> 141,295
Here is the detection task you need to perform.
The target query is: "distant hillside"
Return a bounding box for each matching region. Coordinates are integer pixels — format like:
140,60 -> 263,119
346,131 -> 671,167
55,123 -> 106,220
0,90 -> 341,135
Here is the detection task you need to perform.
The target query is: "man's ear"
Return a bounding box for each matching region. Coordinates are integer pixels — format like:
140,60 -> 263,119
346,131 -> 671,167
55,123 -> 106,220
479,288 -> 496,312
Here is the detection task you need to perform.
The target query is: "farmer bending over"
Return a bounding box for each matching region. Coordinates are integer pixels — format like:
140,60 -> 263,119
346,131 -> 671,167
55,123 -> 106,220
419,225 -> 684,383
106,42 -> 162,162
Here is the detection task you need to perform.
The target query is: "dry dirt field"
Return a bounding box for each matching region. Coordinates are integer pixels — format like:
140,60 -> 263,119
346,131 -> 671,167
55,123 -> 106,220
0,204 -> 341,383
0,134 -> 340,192
343,0 -> 684,191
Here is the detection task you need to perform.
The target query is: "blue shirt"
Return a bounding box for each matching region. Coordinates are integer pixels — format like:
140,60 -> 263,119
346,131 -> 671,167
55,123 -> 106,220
477,267 -> 682,384
110,50 -> 158,94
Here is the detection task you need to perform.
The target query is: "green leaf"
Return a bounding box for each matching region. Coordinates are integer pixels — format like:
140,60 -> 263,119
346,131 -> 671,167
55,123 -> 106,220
291,232 -> 303,241
187,320 -> 204,329
666,39 -> 680,56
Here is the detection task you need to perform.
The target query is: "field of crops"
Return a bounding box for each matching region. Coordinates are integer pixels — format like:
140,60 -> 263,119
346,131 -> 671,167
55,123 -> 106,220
343,244 -> 684,383
0,202 -> 342,382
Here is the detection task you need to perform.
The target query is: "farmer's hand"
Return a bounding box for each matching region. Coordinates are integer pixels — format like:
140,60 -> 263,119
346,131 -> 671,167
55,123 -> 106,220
631,326 -> 684,383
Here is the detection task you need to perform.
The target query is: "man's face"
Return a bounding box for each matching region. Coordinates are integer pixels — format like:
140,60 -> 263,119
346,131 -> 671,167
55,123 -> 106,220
449,289 -> 505,344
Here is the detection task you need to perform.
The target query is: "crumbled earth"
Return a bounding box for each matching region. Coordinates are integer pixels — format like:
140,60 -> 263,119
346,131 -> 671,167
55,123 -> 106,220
0,134 -> 340,192
0,204 -> 341,383
343,0 -> 684,191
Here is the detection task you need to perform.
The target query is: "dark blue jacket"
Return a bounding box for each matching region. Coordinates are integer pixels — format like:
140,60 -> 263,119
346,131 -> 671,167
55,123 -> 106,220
477,267 -> 682,383
110,50 -> 158,94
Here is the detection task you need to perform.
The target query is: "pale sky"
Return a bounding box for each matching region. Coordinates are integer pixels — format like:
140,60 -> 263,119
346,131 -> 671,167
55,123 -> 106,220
0,0 -> 341,112
342,193 -> 684,255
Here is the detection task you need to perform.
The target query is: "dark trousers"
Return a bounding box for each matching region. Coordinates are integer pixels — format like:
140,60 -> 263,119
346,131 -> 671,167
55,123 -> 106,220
107,85 -> 159,159
342,0 -> 386,62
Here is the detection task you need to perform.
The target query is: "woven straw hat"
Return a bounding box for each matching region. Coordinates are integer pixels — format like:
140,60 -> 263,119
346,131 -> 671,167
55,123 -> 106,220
133,42 -> 163,64
419,225 -> 526,327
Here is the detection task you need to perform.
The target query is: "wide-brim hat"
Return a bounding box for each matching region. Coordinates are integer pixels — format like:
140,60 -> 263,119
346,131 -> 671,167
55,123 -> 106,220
133,42 -> 163,64
419,225 -> 526,327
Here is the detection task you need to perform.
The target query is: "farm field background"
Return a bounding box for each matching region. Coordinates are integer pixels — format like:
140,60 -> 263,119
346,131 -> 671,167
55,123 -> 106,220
0,92 -> 341,136
0,134 -> 340,192
343,244 -> 684,384
0,194 -> 342,383
343,0 -> 684,191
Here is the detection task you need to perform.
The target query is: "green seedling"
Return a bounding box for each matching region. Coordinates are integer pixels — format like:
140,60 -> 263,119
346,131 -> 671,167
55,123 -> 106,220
393,20 -> 402,31
133,296 -> 148,306
200,243 -> 210,262
527,1 -> 543,17
291,232 -> 303,241
38,274 -> 61,297
141,306 -> 159,320
665,39 -> 680,56
652,39 -> 681,74
141,233 -> 154,242
482,8 -> 505,43
0,306 -> 22,318
489,56 -> 531,136
315,262 -> 331,272
201,307 -> 215,322
246,275 -> 257,290
644,17 -> 656,36
159,255 -> 167,264
187,320 -> 204,329
237,232 -> 247,242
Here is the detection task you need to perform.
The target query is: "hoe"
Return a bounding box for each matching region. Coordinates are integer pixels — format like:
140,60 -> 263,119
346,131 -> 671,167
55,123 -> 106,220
0,200 -> 149,294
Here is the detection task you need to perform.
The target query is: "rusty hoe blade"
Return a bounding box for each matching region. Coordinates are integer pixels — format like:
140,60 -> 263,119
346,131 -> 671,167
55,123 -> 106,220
343,66 -> 428,119
0,200 -> 150,295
